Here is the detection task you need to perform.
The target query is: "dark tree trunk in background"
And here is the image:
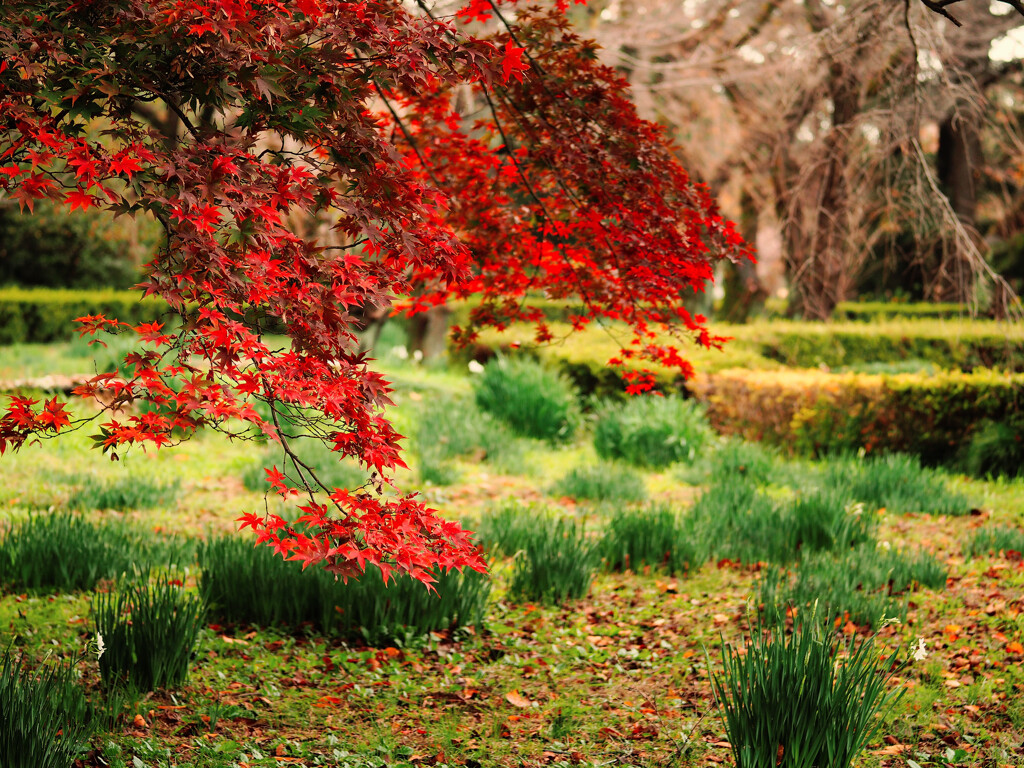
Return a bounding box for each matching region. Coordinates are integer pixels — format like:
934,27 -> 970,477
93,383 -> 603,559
720,188 -> 767,322
933,111 -> 983,302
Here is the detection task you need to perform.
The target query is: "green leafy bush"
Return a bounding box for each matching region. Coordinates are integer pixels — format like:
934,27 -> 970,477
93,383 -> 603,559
551,462 -> 647,503
964,525 -> 1024,559
710,611 -> 905,768
0,513 -> 186,593
960,418 -> 1024,479
92,575 -> 206,691
199,536 -> 490,645
474,357 -> 581,443
507,517 -> 596,605
592,395 -> 709,468
0,649 -> 95,768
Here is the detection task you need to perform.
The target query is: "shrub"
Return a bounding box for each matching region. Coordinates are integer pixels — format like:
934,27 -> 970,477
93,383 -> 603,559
0,649 -> 95,768
473,357 -> 581,443
675,437 -> 799,488
411,395 -> 525,485
710,611 -> 905,768
599,504 -> 703,574
92,574 -> 206,691
199,535 -> 490,645
551,462 -> 647,503
0,513 -> 183,593
242,439 -> 369,493
964,525 -> 1024,559
507,517 -> 597,605
960,418 -> 1024,479
819,453 -> 969,515
67,473 -> 179,511
690,367 -> 1024,465
592,395 -> 709,468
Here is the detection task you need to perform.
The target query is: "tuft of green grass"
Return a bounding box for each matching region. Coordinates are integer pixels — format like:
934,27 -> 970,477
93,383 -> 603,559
676,437 -> 798,488
820,452 -> 969,515
474,357 -> 581,443
92,573 -> 206,692
507,517 -> 597,605
0,649 -> 95,768
242,439 -> 369,493
472,499 -> 551,557
599,504 -> 703,575
963,524 -> 1024,559
759,544 -> 946,628
551,461 -> 647,503
710,610 -> 906,768
411,394 -> 526,486
199,535 -> 490,645
0,513 -> 190,594
66,473 -> 179,511
960,418 -> 1024,479
592,395 -> 710,468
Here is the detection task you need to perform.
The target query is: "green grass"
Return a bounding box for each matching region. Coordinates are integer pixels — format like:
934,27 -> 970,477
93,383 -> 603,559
507,516 -> 597,605
92,573 -> 206,692
0,648 -> 95,768
592,395 -> 710,468
599,504 -> 703,575
241,439 -> 369,493
66,473 -> 180,511
472,499 -> 551,557
818,453 -> 969,515
963,524 -> 1024,559
473,357 -> 581,443
550,461 -> 647,503
710,610 -> 906,768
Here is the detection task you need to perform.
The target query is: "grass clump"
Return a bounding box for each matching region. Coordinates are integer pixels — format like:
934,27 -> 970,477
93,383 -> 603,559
67,473 -> 179,511
474,357 -> 581,443
710,610 -> 905,768
507,517 -> 596,605
551,462 -> 647,503
759,545 -> 946,628
964,524 -> 1024,559
92,574 -> 206,692
242,439 -> 369,493
599,504 -> 703,575
411,395 -> 526,486
0,513 -> 184,594
472,500 -> 550,557
960,418 -> 1024,479
199,536 -> 490,645
677,437 -> 798,488
821,452 -> 968,515
0,649 -> 95,768
592,395 -> 709,468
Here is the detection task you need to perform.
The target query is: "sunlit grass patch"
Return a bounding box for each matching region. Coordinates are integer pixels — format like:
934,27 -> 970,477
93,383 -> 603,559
550,461 -> 647,503
599,503 -> 704,575
592,395 -> 710,468
474,357 -> 581,444
507,516 -> 597,605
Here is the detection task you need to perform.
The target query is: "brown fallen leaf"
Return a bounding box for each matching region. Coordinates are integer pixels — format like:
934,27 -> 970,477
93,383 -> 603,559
505,690 -> 535,708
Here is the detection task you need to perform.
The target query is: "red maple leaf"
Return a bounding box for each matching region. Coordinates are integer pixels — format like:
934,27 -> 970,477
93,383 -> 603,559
500,39 -> 528,83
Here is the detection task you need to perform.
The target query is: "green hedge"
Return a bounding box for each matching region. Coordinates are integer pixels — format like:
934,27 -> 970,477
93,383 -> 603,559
689,368 -> 1024,465
0,288 -> 171,344
832,301 -> 969,321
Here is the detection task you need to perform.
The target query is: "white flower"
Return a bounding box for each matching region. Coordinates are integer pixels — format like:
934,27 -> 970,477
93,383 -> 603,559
413,349 -> 423,362
392,345 -> 409,359
468,360 -> 485,374
913,638 -> 928,662
95,632 -> 106,661
879,540 -> 891,551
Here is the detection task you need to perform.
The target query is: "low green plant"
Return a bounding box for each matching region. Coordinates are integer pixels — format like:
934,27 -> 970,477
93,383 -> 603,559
819,453 -> 968,515
199,535 -> 490,645
242,439 -> 369,493
0,649 -> 95,768
473,500 -> 550,557
677,437 -> 796,487
507,517 -> 596,605
960,418 -> 1024,479
92,573 -> 206,691
551,462 -> 647,503
411,395 -> 525,485
0,513 -> 184,593
710,610 -> 905,768
599,504 -> 702,574
759,545 -> 945,628
67,473 -> 179,511
474,357 -> 582,443
592,395 -> 710,468
964,524 -> 1024,559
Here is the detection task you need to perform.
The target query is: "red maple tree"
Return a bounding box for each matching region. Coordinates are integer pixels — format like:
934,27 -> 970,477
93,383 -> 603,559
0,0 -> 746,584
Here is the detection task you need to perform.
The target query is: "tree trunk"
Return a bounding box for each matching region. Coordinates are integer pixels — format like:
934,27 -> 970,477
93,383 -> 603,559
719,188 -> 767,322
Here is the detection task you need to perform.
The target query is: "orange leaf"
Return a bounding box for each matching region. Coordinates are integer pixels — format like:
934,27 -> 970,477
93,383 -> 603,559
1006,641 -> 1023,654
505,690 -> 534,708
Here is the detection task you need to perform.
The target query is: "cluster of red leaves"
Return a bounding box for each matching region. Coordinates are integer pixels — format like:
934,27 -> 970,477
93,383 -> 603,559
0,0 -> 746,583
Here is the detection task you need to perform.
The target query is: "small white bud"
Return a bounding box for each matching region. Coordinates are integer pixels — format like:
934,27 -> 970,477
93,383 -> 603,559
468,360 -> 485,374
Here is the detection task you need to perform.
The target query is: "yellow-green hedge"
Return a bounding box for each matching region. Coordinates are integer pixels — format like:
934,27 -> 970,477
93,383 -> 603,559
0,288 -> 170,344
689,368 -> 1024,462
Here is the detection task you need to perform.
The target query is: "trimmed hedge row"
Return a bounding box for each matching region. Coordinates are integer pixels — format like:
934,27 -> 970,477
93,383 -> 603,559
832,301 -> 968,321
0,288 -> 170,344
688,368 -> 1024,464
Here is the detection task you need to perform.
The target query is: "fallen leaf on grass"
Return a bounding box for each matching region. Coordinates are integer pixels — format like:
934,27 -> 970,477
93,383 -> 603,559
505,690 -> 535,708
